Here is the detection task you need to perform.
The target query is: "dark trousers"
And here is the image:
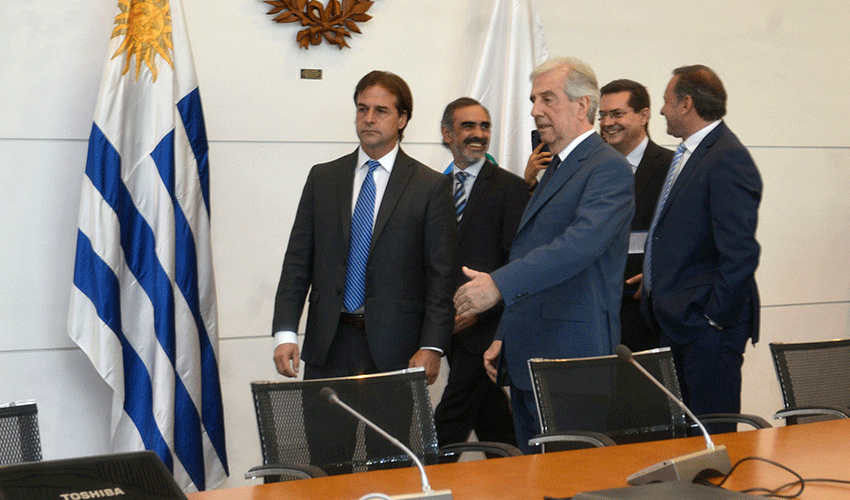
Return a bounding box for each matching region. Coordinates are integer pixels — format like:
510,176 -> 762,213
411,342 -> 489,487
620,293 -> 659,353
434,336 -> 516,451
302,322 -> 412,473
644,294 -> 747,435
510,385 -> 541,454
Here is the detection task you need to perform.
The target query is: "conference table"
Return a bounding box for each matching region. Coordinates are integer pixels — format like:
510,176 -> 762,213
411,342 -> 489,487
190,419 -> 850,500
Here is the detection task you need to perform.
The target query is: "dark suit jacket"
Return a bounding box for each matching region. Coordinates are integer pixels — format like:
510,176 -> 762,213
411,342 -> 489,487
272,148 -> 457,372
491,133 -> 635,391
454,159 -> 530,354
623,140 -> 674,286
643,121 -> 762,349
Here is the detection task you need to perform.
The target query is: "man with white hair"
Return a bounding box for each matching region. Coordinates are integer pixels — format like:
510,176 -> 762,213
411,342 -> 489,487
454,57 -> 634,452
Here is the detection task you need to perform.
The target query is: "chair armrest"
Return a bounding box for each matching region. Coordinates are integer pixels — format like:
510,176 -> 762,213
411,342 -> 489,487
245,464 -> 328,481
438,441 -> 523,460
528,431 -> 616,449
773,406 -> 850,421
697,413 -> 772,429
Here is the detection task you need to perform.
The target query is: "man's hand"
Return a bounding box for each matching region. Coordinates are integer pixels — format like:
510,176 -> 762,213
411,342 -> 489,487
453,314 -> 479,334
454,267 -> 502,318
409,349 -> 441,385
483,340 -> 502,383
626,273 -> 643,300
274,343 -> 300,378
525,143 -> 553,188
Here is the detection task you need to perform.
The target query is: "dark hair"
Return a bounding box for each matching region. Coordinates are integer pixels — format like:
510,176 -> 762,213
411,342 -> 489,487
353,70 -> 413,141
672,65 -> 727,121
600,79 -> 651,132
440,97 -> 490,148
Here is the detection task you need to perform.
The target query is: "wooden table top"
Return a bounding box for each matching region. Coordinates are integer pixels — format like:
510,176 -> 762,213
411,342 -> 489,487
190,419 -> 850,500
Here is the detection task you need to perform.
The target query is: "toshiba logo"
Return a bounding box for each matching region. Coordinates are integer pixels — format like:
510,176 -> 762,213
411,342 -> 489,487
59,488 -> 125,499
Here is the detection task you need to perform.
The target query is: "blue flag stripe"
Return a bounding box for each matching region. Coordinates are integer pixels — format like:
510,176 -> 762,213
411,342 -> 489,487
72,229 -> 173,469
177,89 -> 211,215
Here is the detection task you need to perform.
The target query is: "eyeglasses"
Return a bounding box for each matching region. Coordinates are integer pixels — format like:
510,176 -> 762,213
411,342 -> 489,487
598,109 -> 631,120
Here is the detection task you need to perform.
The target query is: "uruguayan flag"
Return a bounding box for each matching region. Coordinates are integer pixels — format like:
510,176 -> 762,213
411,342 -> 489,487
68,0 -> 228,491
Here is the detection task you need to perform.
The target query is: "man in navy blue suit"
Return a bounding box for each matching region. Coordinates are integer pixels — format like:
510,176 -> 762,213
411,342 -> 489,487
454,57 -> 634,452
641,65 -> 762,428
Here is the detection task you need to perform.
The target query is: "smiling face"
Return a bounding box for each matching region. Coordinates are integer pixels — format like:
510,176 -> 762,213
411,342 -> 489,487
355,84 -> 408,159
599,91 -> 649,155
441,104 -> 492,169
660,76 -> 687,139
530,65 -> 590,154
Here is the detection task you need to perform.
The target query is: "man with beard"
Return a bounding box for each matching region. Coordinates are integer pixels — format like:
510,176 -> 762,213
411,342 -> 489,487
454,58 -> 634,452
599,79 -> 673,352
433,98 -> 528,451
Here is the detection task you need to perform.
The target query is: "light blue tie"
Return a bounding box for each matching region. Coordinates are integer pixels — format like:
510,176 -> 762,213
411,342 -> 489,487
454,170 -> 469,221
644,143 -> 687,292
344,160 -> 380,312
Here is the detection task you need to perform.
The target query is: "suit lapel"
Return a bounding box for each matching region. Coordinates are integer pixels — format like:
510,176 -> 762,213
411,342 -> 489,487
338,149 -> 359,246
518,133 -> 600,233
657,122 -> 726,224
370,148 -> 415,253
457,159 -> 495,241
633,141 -> 664,200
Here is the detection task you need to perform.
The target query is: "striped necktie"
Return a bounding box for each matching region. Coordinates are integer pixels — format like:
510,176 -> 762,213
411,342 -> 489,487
454,170 -> 469,221
343,159 -> 380,312
644,143 -> 687,292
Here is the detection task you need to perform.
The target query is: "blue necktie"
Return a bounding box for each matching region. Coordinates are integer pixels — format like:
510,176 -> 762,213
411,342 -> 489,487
644,143 -> 687,292
454,170 -> 469,221
344,160 -> 380,312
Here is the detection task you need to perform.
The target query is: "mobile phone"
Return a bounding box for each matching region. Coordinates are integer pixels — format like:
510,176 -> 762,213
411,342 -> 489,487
531,129 -> 550,153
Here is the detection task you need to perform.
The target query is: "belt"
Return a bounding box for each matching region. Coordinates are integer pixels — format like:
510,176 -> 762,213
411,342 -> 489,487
339,312 -> 366,329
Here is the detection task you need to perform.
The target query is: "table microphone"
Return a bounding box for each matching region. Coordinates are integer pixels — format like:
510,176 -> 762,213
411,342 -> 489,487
614,345 -> 732,485
319,387 -> 453,500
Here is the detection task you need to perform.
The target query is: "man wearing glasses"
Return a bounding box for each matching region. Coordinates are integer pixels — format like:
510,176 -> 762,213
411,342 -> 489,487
598,79 -> 673,352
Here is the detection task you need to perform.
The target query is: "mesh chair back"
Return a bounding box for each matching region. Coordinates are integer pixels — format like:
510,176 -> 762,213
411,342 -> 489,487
770,339 -> 850,424
251,368 -> 439,481
529,348 -> 688,445
0,401 -> 42,465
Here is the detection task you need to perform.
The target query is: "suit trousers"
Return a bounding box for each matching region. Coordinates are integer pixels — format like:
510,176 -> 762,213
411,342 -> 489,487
433,335 -> 516,451
644,294 -> 746,435
303,321 -> 413,473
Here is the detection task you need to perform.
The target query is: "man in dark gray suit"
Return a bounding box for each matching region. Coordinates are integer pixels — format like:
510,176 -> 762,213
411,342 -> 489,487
433,98 -> 528,450
599,79 -> 673,352
271,70 -> 456,384
454,57 -> 634,452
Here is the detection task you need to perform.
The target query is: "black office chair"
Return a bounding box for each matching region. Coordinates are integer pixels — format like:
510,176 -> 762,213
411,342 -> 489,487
770,339 -> 850,425
247,368 -> 521,483
0,400 -> 42,465
528,348 -> 770,452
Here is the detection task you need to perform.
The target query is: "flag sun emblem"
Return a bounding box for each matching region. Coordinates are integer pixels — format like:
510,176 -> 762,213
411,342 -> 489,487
111,0 -> 174,82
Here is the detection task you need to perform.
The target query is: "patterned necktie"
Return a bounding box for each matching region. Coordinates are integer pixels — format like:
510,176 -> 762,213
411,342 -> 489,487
343,160 -> 380,312
454,170 -> 469,221
537,155 -> 561,191
644,143 -> 687,292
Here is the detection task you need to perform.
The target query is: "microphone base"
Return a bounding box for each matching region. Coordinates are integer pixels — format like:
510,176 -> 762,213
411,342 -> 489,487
390,489 -> 454,500
627,445 -> 732,485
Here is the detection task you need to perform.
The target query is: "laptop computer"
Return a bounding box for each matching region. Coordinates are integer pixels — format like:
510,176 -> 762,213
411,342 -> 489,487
0,451 -> 187,500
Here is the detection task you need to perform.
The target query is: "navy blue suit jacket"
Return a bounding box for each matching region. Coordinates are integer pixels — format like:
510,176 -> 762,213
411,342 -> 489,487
491,133 -> 634,391
643,121 -> 762,350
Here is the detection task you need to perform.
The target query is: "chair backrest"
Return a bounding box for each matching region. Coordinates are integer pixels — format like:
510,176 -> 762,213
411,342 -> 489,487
529,348 -> 688,445
770,339 -> 850,424
0,401 -> 42,465
251,368 -> 439,481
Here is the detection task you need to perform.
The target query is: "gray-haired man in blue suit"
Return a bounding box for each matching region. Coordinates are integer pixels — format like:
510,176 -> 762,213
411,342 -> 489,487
454,57 -> 634,453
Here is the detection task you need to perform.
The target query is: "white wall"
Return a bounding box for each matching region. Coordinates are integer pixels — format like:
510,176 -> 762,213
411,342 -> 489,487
1,0 -> 848,491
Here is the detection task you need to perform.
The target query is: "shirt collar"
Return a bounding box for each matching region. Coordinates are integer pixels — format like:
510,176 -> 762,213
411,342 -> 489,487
683,120 -> 722,154
553,129 -> 596,162
625,136 -> 649,168
357,142 -> 399,173
451,157 -> 485,178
